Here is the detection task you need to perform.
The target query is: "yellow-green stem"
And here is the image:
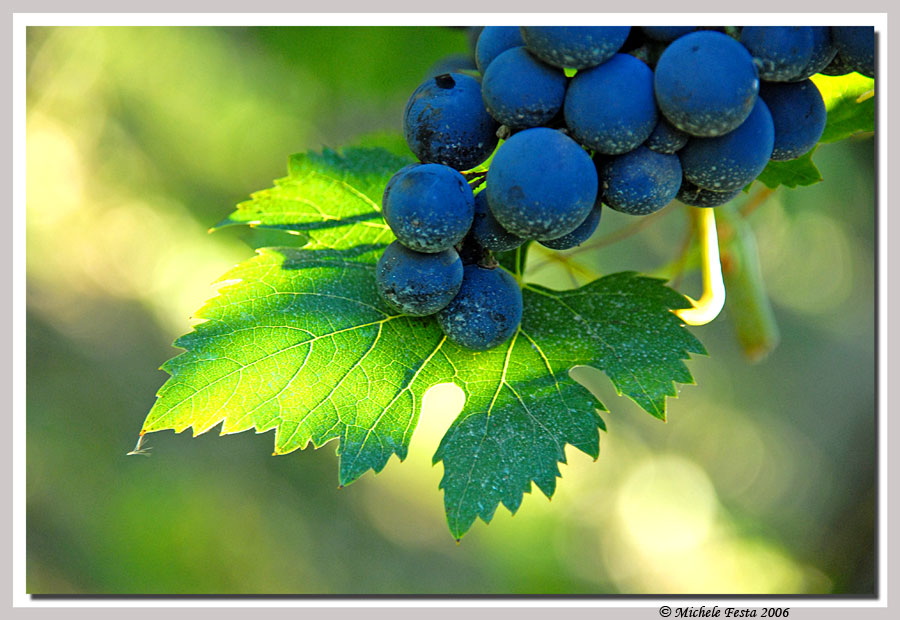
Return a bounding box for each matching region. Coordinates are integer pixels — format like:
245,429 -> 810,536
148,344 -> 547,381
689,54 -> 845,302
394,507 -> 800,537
674,207 -> 726,326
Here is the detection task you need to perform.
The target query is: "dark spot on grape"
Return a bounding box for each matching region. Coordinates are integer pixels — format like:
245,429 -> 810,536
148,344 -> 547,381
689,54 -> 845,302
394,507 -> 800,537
435,74 -> 456,89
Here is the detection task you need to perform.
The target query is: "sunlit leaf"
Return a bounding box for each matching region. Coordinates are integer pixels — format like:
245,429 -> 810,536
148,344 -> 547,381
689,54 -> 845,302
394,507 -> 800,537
811,72 -> 875,143
142,146 -> 706,537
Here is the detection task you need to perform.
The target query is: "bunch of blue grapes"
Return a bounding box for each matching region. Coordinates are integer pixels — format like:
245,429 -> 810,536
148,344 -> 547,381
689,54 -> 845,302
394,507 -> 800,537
377,25 -> 875,351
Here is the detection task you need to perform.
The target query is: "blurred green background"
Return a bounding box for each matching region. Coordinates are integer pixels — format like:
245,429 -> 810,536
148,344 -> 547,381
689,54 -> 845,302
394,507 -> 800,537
26,26 -> 876,595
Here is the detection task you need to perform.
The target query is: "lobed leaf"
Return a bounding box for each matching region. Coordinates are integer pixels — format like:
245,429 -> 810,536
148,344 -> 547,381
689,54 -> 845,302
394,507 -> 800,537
142,146 -> 706,538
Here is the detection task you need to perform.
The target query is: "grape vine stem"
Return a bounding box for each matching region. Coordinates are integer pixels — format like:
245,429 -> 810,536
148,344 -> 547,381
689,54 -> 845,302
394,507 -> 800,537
674,207 -> 726,326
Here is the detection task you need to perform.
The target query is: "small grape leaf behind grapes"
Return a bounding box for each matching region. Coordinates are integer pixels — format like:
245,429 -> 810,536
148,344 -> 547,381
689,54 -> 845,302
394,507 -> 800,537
141,146 -> 705,538
755,150 -> 824,190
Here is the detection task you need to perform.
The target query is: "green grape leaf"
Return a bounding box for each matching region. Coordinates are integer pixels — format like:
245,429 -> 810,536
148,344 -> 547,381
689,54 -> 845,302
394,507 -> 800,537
755,149 -> 824,190
141,146 -> 705,538
812,73 -> 875,144
434,274 -> 705,538
212,146 -> 413,250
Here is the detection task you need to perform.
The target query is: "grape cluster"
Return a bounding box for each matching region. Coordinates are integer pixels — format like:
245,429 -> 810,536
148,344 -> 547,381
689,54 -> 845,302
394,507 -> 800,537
377,25 -> 874,351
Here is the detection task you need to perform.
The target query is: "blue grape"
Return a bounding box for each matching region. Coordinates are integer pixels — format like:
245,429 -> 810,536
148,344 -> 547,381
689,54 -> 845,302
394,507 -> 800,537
481,46 -> 567,129
486,127 -> 598,240
794,27 -> 837,80
740,26 -> 814,82
654,30 -> 759,137
564,53 -> 657,154
759,79 -> 826,161
381,163 -> 419,220
679,97 -> 775,192
539,202 -> 602,250
832,26 -> 875,77
475,26 -> 524,73
645,116 -> 690,154
437,265 -> 523,351
676,178 -> 741,208
376,241 -> 463,316
520,26 -> 631,69
600,146 -> 682,215
424,54 -> 477,79
470,190 -> 525,252
403,72 -> 499,171
640,26 -> 698,42
383,163 -> 474,253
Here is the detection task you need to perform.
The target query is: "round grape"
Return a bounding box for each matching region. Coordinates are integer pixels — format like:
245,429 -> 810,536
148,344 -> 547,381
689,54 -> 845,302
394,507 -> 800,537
679,97 -> 775,192
376,241 -> 463,316
759,79 -> 826,161
654,30 -> 759,137
383,163 -> 474,253
403,73 -> 499,171
382,163 -> 419,220
832,26 -> 875,78
486,127 -> 598,240
600,146 -> 682,215
481,46 -> 567,129
520,26 -> 631,69
740,26 -> 815,82
794,27 -> 837,80
437,265 -> 523,351
475,26 -> 525,73
564,53 -> 657,154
